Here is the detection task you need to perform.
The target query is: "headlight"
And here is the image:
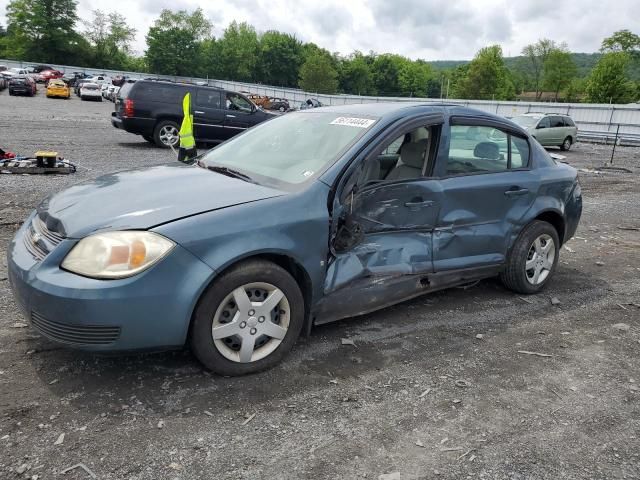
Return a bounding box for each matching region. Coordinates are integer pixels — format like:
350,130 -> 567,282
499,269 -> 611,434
61,231 -> 175,279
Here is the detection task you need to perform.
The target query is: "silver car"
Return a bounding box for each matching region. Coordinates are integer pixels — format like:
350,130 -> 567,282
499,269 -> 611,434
511,113 -> 578,151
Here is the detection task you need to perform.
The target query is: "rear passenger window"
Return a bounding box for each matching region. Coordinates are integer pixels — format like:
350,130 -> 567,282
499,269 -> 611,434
563,117 -> 575,127
135,84 -> 186,103
448,125 -> 529,175
448,126 -> 508,174
550,116 -> 564,128
196,90 -> 221,108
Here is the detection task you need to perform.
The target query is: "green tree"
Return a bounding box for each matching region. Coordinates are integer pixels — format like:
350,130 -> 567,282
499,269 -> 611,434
398,60 -> 433,97
459,45 -> 514,100
299,51 -> 338,93
145,8 -> 211,76
83,10 -> 136,69
521,39 -> 558,100
586,52 -> 636,103
217,21 -> 259,82
601,29 -> 640,54
371,54 -> 403,96
257,31 -> 303,87
338,52 -> 375,95
542,50 -> 577,100
5,0 -> 80,63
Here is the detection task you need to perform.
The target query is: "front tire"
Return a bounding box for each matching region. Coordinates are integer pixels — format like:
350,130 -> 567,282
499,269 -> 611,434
560,137 -> 572,151
500,220 -> 560,294
190,260 -> 305,376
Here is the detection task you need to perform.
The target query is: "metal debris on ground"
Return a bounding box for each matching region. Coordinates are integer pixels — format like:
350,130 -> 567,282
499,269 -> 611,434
242,412 -> 256,425
0,149 -> 76,175
60,463 -> 97,479
54,433 -> 65,445
415,439 -> 425,448
10,322 -> 28,328
455,380 -> 471,388
518,350 -> 553,358
475,333 -> 484,339
551,297 -> 561,305
341,338 -> 357,347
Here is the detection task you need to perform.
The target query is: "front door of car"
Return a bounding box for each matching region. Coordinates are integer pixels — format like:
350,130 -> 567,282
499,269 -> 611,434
533,116 -> 552,145
193,89 -> 226,142
318,119 -> 444,323
223,92 -> 256,137
433,122 -> 537,271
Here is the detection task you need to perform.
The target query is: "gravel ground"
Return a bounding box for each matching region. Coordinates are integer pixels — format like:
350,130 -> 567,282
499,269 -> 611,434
1,89 -> 639,480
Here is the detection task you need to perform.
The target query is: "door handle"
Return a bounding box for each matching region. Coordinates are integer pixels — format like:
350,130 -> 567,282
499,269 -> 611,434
226,114 -> 236,118
504,187 -> 529,197
194,110 -> 204,114
404,200 -> 435,208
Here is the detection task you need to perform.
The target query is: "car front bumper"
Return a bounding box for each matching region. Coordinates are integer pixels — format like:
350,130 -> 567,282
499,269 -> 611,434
7,215 -> 215,352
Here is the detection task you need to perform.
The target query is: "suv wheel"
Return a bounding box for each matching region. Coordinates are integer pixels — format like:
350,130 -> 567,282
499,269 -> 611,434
154,120 -> 180,148
560,137 -> 572,151
190,259 -> 305,376
500,220 -> 560,294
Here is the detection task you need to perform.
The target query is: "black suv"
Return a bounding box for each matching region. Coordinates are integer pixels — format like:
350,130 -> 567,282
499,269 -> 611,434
111,80 -> 275,147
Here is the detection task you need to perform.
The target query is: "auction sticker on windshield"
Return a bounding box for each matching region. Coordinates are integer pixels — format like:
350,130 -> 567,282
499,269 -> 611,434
330,117 -> 376,128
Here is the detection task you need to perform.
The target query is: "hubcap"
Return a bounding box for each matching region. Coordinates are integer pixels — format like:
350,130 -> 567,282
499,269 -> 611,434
211,282 -> 290,363
159,125 -> 179,146
525,234 -> 555,285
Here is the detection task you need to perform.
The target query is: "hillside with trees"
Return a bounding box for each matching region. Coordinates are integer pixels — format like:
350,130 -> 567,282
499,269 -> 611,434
1,1 -> 639,103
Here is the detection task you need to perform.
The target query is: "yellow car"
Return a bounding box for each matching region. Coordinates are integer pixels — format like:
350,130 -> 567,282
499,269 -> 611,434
46,79 -> 70,99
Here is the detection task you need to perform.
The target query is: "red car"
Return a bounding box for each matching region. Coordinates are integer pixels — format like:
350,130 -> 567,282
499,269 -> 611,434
38,69 -> 63,84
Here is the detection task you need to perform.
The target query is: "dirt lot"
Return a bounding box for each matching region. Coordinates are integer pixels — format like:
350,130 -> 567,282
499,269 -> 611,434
1,89 -> 639,480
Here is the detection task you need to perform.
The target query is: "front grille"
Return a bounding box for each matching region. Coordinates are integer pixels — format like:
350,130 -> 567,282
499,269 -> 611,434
31,311 -> 121,346
23,216 -> 64,261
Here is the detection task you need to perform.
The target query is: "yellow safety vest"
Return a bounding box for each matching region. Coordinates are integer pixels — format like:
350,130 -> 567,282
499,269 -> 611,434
179,93 -> 195,149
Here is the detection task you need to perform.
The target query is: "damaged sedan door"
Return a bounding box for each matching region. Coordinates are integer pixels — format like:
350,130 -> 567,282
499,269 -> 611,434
317,118 -> 444,323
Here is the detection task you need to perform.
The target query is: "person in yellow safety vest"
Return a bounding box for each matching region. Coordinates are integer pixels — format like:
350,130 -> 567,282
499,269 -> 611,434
178,92 -> 197,163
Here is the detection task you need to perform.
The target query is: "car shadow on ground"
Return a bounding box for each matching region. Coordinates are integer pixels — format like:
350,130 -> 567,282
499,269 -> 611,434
25,266 -> 608,417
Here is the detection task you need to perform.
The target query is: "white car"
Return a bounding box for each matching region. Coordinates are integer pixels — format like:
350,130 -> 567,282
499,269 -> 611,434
80,82 -> 102,101
101,83 -> 110,98
87,75 -> 112,86
3,67 -> 30,77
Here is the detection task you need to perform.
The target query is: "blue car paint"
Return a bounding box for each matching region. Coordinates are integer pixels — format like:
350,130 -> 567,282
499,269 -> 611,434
7,103 -> 582,352
8,213 -> 216,350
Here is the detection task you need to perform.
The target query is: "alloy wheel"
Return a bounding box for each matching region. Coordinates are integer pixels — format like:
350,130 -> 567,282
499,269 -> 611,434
159,125 -> 179,146
211,282 -> 290,363
525,234 -> 555,285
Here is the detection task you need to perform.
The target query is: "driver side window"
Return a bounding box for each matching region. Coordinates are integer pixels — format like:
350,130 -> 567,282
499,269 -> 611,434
356,126 -> 436,188
225,93 -> 253,112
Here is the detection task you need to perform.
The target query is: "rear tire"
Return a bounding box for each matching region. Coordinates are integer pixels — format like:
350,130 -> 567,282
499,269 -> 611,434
500,220 -> 560,294
560,137 -> 572,151
190,260 -> 305,376
153,120 -> 180,148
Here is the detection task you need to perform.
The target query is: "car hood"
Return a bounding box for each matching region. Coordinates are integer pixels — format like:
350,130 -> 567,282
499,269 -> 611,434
37,164 -> 285,239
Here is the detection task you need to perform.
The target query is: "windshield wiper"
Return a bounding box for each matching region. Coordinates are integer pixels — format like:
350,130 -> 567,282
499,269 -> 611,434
206,165 -> 254,183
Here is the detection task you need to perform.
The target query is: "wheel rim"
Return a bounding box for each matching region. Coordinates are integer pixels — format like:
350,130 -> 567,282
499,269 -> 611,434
564,139 -> 571,149
525,234 -> 555,285
211,282 -> 290,363
159,125 -> 179,146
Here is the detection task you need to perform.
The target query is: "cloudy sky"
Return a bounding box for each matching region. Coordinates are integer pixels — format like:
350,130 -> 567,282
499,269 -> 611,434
1,0 -> 639,60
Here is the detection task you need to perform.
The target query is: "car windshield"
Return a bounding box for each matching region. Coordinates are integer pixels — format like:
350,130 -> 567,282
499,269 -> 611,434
200,112 -> 377,187
512,115 -> 541,128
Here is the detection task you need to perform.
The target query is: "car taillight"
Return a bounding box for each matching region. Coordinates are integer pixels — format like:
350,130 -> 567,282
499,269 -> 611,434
123,98 -> 134,118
